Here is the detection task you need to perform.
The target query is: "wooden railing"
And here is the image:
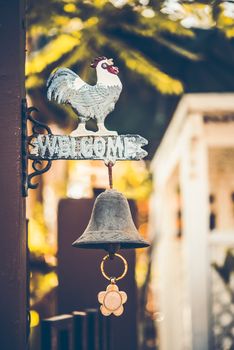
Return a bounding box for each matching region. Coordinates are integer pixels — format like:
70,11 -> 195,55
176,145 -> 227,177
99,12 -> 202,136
41,309 -> 111,350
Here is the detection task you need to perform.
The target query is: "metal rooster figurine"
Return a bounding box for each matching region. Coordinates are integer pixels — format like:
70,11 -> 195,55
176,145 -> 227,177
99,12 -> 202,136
47,56 -> 122,136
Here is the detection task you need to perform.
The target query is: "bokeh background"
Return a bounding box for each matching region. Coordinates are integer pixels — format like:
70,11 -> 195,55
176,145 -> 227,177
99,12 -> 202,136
25,1 -> 234,349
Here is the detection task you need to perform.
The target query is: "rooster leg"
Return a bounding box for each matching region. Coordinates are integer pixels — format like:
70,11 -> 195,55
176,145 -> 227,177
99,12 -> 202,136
97,123 -> 118,136
71,121 -> 94,136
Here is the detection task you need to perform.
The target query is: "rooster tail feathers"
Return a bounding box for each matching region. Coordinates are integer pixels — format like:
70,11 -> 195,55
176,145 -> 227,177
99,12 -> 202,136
47,67 -> 77,86
47,67 -> 78,103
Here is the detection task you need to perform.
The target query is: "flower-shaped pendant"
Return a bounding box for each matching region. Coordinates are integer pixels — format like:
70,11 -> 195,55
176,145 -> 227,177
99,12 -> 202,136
98,283 -> 127,316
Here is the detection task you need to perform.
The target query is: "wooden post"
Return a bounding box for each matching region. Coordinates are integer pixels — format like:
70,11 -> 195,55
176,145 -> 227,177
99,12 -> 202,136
86,309 -> 100,350
73,311 -> 88,350
41,314 -> 74,350
99,312 -> 112,350
0,1 -> 26,350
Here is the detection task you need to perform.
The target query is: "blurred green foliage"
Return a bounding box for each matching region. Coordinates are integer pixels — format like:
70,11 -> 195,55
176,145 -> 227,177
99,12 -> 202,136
27,0 -> 234,94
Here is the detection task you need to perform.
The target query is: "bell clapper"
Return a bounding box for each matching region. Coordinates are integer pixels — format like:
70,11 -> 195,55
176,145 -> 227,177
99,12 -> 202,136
98,253 -> 128,316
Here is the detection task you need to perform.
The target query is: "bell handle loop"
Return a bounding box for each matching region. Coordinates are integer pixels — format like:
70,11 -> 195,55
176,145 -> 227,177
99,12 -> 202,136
100,253 -> 128,282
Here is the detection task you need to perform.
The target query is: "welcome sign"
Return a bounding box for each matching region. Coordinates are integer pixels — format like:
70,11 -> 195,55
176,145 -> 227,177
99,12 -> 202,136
29,134 -> 148,161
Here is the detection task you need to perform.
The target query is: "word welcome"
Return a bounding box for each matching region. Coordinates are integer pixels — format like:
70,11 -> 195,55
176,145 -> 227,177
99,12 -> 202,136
29,134 -> 147,161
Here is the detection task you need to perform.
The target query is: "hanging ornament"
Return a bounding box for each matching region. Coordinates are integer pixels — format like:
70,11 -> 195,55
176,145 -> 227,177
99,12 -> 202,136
72,161 -> 149,316
98,253 -> 128,316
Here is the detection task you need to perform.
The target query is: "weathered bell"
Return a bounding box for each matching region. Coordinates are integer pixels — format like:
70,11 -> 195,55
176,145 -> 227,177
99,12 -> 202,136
72,189 -> 149,251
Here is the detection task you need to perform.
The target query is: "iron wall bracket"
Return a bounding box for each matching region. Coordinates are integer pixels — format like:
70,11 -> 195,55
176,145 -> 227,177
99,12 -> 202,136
22,100 -> 52,197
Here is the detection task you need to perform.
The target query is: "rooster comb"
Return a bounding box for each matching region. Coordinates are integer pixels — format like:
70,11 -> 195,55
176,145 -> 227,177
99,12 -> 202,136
90,56 -> 107,68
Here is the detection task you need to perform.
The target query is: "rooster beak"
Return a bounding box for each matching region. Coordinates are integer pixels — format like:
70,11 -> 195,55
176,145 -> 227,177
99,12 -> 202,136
107,58 -> 114,66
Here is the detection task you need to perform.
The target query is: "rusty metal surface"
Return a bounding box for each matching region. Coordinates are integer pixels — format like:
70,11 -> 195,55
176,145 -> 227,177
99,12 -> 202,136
72,189 -> 149,250
107,162 -> 113,189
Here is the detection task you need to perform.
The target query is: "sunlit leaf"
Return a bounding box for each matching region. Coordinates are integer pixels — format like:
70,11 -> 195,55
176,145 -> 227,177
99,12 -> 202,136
63,3 -> 77,12
119,49 -> 183,94
26,34 -> 80,75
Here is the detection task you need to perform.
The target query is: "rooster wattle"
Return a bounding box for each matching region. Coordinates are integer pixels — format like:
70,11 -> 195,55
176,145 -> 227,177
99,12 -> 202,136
47,56 -> 122,136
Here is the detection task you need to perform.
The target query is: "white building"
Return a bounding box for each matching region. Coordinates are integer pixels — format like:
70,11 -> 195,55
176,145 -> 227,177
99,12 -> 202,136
150,94 -> 234,350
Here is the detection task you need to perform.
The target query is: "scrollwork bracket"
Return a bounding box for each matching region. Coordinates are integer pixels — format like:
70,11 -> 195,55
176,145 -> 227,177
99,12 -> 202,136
22,100 -> 52,197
